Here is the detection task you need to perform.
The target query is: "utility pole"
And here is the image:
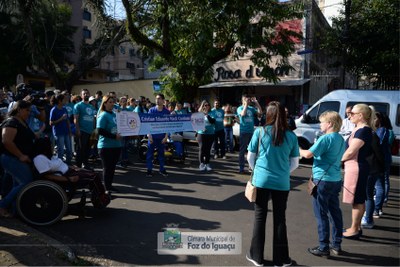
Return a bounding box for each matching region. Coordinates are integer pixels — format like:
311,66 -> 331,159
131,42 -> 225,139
341,0 -> 351,88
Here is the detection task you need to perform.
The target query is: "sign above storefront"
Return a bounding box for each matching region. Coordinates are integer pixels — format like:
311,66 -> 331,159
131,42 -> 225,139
214,65 -> 293,82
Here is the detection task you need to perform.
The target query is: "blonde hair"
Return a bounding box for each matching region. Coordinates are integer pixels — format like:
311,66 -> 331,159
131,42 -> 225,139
99,95 -> 114,114
353,103 -> 376,130
319,111 -> 342,132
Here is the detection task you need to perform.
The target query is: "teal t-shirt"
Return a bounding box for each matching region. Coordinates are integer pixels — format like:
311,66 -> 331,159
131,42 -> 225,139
96,111 -> 122,148
212,108 -> 225,131
65,102 -> 75,118
197,113 -> 215,135
73,102 -> 96,134
309,132 -> 345,182
248,126 -> 300,191
237,105 -> 257,133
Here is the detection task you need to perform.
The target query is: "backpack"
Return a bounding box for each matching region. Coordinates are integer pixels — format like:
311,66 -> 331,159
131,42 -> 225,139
366,132 -> 385,175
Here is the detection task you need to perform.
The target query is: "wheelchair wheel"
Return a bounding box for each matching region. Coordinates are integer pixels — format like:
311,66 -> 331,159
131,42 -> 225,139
16,180 -> 68,226
138,144 -> 148,160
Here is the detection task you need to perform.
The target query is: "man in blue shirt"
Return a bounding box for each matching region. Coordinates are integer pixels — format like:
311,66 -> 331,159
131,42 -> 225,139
146,94 -> 170,177
211,99 -> 226,159
73,88 -> 96,170
237,94 -> 262,173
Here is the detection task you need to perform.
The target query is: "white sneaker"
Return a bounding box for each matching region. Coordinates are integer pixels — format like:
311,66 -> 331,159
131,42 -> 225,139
199,163 -> 206,171
246,254 -> 263,266
205,164 -> 212,171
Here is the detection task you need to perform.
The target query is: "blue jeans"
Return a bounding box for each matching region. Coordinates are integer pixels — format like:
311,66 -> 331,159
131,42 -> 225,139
0,154 -> 34,211
383,165 -> 390,203
224,127 -> 234,152
146,138 -> 165,172
365,174 -> 381,223
120,137 -> 129,162
239,133 -> 253,171
374,175 -> 385,212
54,134 -> 72,165
312,180 -> 343,250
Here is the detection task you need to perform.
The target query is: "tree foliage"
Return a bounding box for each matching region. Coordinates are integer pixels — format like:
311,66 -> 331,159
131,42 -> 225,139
0,0 -> 125,91
98,0 -> 304,101
323,0 -> 399,88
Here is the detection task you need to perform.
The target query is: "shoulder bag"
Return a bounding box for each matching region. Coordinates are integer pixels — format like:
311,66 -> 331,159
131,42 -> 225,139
307,140 -> 344,196
245,128 -> 262,202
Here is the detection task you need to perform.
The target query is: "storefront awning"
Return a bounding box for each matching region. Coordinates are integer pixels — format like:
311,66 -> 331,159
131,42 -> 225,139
199,79 -> 310,88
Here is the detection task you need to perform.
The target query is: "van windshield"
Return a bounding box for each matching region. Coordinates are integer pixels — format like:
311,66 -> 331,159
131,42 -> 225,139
305,101 -> 340,123
347,102 -> 389,117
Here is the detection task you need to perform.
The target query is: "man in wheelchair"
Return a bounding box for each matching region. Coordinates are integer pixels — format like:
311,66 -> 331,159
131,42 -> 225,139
33,137 -> 111,209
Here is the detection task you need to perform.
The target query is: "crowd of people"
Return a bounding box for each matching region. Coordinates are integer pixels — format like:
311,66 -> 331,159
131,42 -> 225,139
0,85 -> 395,267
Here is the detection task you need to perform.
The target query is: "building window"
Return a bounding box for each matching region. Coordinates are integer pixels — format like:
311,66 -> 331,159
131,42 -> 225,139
120,46 -> 126,54
129,49 -> 135,57
126,62 -> 135,69
83,9 -> 91,21
83,27 -> 91,39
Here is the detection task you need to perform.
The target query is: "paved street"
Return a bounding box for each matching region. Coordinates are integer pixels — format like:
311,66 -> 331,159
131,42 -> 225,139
30,144 -> 400,266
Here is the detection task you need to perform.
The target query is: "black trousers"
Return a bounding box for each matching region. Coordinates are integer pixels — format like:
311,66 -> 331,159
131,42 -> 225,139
75,131 -> 91,167
99,147 -> 121,189
249,188 -> 290,266
197,134 -> 214,164
213,129 -> 226,157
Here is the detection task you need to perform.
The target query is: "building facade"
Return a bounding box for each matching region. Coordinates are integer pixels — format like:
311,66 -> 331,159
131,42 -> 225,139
199,0 -> 341,115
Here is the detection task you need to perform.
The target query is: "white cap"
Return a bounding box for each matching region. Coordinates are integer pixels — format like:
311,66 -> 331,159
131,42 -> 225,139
89,96 -> 96,103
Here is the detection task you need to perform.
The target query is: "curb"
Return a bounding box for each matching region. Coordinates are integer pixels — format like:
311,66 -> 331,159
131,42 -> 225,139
0,218 -> 76,264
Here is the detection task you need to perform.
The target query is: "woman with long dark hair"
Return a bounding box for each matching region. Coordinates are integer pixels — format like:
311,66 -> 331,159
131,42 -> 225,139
246,101 -> 299,266
97,95 -> 122,192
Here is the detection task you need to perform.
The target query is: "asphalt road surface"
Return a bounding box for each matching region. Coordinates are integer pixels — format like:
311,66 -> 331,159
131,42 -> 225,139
36,145 -> 400,266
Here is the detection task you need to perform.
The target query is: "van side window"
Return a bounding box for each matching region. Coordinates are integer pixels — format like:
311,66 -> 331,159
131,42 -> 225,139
396,104 -> 400,126
348,102 -> 389,117
305,101 -> 340,123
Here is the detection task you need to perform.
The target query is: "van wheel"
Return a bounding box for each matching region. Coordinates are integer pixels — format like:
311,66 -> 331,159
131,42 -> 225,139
298,138 -> 311,150
233,136 -> 239,151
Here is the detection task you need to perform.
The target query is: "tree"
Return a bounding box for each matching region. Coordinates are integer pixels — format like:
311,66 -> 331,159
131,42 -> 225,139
94,0 -> 304,101
0,11 -> 31,87
0,0 -> 126,91
323,0 -> 399,89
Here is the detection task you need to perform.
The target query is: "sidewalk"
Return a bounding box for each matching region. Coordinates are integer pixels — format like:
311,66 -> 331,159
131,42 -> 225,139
0,217 -> 77,266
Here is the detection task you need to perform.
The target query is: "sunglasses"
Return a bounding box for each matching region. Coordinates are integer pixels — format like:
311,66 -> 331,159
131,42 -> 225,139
349,111 -> 360,116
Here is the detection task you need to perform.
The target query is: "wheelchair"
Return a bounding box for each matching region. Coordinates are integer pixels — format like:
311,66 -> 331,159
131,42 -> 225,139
16,180 -> 70,226
0,167 -> 109,226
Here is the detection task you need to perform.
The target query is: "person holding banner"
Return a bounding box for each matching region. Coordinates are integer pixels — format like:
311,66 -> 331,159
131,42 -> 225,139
146,94 -> 170,177
97,95 -> 122,192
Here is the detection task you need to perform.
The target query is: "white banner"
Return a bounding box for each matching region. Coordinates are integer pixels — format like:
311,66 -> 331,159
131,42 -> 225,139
116,111 -> 205,136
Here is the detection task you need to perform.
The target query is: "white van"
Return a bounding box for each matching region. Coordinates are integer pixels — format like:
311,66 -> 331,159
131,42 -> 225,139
294,89 -> 400,166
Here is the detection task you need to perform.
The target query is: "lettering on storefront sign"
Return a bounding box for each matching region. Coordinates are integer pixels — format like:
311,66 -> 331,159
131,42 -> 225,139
214,65 -> 290,82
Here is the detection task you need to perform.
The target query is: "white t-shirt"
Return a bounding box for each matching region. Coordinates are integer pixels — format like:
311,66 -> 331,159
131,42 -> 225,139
33,155 -> 69,175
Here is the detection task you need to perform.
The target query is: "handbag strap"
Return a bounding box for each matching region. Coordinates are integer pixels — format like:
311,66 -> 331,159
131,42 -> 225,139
250,127 -> 263,183
314,139 -> 344,185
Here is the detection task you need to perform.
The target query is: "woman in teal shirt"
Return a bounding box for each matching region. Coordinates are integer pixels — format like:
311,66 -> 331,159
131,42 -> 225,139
97,95 -> 122,192
246,101 -> 299,267
197,100 -> 215,172
300,111 -> 345,257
